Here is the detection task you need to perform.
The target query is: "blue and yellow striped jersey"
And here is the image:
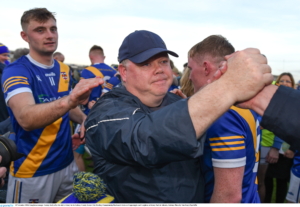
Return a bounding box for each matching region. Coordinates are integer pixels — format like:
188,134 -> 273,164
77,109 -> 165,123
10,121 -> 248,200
80,63 -> 119,114
1,55 -> 73,178
202,106 -> 261,203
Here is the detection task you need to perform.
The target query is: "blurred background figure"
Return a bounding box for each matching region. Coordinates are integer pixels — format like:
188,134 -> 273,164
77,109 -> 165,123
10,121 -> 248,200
264,72 -> 296,203
10,48 -> 29,63
0,44 -> 10,66
53,51 -> 65,62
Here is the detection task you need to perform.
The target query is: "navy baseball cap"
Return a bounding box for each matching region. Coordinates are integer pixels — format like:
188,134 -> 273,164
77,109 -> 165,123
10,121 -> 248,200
118,30 -> 178,63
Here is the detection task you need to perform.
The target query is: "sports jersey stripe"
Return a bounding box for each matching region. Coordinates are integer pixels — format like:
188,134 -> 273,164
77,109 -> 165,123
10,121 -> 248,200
10,161 -> 15,176
85,66 -> 104,78
57,193 -> 71,203
209,135 -> 244,141
98,195 -> 115,203
3,78 -> 28,90
212,146 -> 245,151
3,76 -> 28,88
15,118 -> 63,178
58,62 -> 70,92
210,140 -> 244,146
4,81 -> 30,93
231,106 -> 259,162
106,83 -> 113,89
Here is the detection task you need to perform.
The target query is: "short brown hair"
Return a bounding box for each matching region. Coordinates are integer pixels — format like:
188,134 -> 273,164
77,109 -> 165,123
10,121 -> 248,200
89,45 -> 104,56
188,35 -> 235,60
21,8 -> 56,31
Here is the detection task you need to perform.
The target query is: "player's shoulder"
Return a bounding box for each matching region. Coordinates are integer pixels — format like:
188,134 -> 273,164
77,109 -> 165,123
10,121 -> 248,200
2,56 -> 31,78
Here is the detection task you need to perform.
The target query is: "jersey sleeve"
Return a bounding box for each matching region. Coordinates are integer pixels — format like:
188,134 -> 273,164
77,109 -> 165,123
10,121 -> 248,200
206,110 -> 247,168
102,76 -> 121,93
1,64 -> 32,104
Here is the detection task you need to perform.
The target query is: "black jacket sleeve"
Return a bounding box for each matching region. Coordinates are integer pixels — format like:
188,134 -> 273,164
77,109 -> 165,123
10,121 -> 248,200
85,98 -> 203,169
261,85 -> 300,150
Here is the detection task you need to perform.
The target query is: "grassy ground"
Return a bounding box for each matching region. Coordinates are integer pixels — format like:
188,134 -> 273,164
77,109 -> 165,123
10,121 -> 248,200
83,151 -> 94,172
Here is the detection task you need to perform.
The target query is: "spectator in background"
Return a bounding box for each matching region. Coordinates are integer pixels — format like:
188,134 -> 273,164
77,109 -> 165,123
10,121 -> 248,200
53,51 -> 65,62
264,72 -> 296,203
74,45 -> 119,171
11,48 -> 29,62
0,44 -> 10,66
0,44 -> 9,122
179,65 -> 194,97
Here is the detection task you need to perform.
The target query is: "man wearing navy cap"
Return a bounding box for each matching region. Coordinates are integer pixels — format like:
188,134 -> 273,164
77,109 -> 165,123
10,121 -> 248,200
85,30 -> 272,203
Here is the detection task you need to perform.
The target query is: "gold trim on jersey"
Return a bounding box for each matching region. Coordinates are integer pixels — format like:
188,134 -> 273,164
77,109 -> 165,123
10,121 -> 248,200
58,61 -> 70,93
231,106 -> 260,162
209,135 -> 244,141
3,77 -> 29,93
85,66 -> 104,79
212,146 -> 245,151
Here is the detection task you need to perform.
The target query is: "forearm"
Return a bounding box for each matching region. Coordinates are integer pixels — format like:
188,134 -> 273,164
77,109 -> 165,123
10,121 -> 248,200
69,107 -> 86,124
250,85 -> 278,116
188,79 -> 235,138
210,167 -> 243,203
11,95 -> 73,131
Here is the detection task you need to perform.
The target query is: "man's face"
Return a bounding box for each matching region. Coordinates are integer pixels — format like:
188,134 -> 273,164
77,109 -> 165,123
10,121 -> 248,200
188,56 -> 208,92
0,53 -> 9,64
120,53 -> 173,105
21,18 -> 58,56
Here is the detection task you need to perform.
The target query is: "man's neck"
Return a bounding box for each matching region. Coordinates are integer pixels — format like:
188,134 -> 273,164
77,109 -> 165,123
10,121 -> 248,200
91,58 -> 104,65
29,51 -> 53,66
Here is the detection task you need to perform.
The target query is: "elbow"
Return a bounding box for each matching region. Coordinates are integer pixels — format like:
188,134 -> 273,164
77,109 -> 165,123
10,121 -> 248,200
18,118 -> 34,131
227,192 -> 242,203
231,195 -> 242,203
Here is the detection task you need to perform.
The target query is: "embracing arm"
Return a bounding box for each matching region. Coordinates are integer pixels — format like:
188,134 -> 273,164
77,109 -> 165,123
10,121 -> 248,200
188,49 -> 273,138
210,167 -> 244,203
8,77 -> 103,131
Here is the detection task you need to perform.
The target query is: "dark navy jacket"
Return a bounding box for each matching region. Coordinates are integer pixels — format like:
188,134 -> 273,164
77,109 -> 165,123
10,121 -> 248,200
85,86 -> 205,203
261,85 -> 300,151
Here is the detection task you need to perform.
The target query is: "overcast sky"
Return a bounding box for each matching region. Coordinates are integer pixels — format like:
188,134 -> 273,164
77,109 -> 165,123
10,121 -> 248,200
2,0 -> 300,80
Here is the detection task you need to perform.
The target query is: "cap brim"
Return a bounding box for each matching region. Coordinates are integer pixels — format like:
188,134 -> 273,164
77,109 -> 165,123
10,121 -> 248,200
129,48 -> 178,64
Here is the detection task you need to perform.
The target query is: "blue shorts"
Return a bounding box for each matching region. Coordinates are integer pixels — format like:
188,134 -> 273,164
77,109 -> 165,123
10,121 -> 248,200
75,144 -> 85,154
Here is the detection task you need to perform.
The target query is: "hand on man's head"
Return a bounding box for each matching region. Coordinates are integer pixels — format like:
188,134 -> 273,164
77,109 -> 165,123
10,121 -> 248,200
219,48 -> 273,103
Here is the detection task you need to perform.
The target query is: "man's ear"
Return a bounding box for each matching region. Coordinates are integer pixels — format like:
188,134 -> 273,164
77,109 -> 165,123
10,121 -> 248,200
203,61 -> 212,76
20,31 -> 29,43
118,64 -> 127,83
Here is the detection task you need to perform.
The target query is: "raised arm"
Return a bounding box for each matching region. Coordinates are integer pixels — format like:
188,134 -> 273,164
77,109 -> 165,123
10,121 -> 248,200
188,48 -> 273,138
8,77 -> 103,131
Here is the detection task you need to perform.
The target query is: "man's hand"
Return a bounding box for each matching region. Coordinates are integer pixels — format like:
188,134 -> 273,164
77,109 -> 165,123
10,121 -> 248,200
207,61 -> 227,84
236,84 -> 278,116
170,89 -> 187,99
88,100 -> 96,109
266,148 -> 279,164
72,122 -> 86,150
284,150 -> 295,159
220,48 -> 273,103
68,77 -> 104,109
0,156 -> 7,188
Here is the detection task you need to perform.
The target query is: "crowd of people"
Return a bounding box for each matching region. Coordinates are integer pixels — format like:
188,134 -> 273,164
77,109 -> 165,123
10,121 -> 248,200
0,7 -> 300,203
